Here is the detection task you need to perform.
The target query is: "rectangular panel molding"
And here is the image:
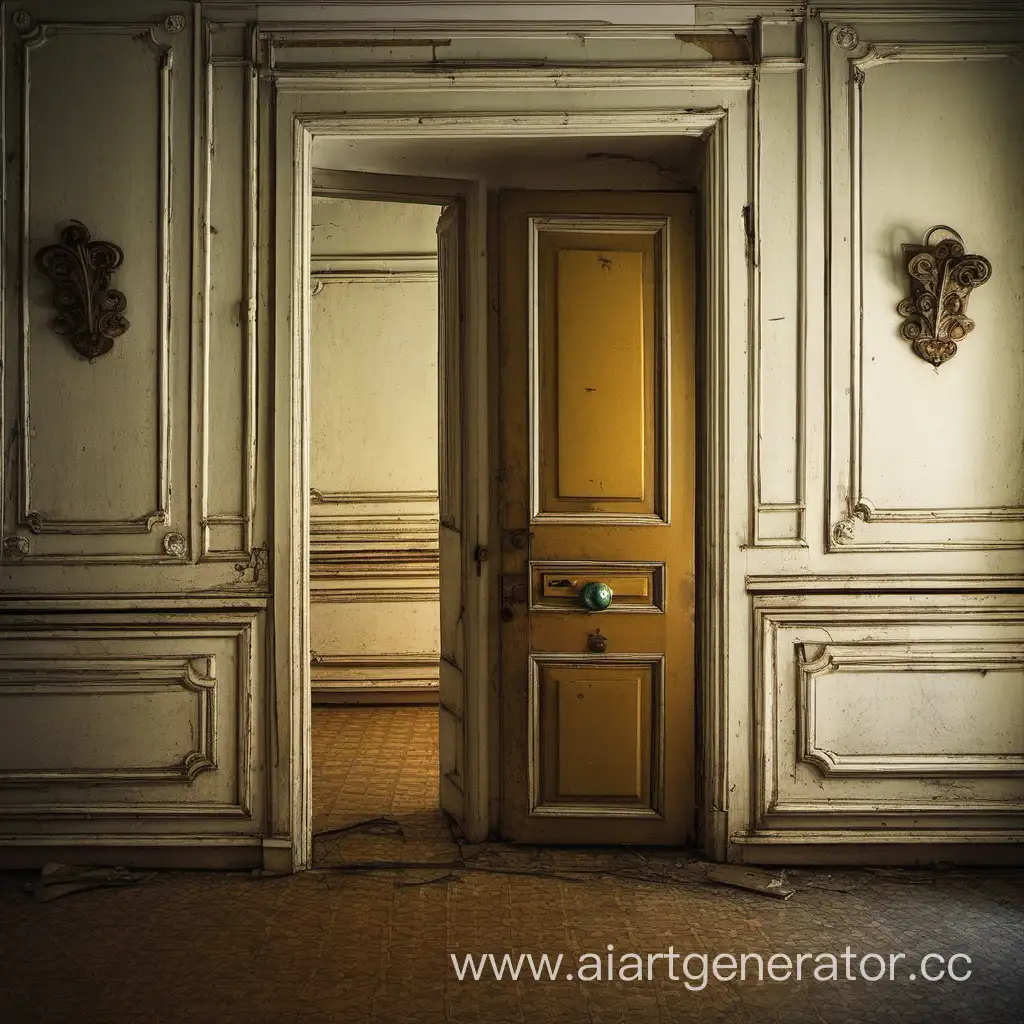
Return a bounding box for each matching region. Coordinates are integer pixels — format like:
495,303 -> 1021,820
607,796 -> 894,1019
753,595 -> 1024,843
201,22 -> 260,562
530,560 -> 666,613
528,653 -> 664,818
7,16 -> 187,563
798,641 -> 1024,777
0,655 -> 216,783
0,612 -> 258,824
824,25 -> 1024,552
529,216 -> 669,525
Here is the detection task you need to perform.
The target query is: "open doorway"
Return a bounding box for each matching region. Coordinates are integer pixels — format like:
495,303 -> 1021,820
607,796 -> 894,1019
289,123 -> 717,869
308,193 -> 459,867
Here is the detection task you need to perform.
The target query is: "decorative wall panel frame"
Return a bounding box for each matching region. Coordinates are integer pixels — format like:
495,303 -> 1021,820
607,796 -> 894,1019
748,26 -> 808,547
199,22 -> 260,562
11,19 -> 179,558
751,596 -> 1024,844
798,641 -> 1024,777
823,24 -> 1024,552
310,652 -> 439,687
0,612 -> 258,822
0,654 -> 216,783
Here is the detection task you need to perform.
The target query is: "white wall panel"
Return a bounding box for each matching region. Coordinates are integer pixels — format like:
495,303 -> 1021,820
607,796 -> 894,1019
752,67 -> 804,544
0,611 -> 262,836
753,595 -> 1024,841
3,12 -> 192,564
825,24 -> 1024,554
859,60 -> 1024,513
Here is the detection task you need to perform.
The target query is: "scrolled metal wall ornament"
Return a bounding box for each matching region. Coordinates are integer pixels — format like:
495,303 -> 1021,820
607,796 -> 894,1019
897,225 -> 991,367
35,221 -> 130,360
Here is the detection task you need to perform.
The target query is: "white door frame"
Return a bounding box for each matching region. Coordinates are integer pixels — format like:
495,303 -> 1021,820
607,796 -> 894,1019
275,108 -> 734,871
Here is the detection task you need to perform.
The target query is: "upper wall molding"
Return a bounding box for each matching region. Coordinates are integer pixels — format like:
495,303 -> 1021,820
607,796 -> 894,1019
271,63 -> 755,91
828,25 -> 1024,78
817,5 -> 1024,22
205,0 -> 1024,23
296,108 -> 730,137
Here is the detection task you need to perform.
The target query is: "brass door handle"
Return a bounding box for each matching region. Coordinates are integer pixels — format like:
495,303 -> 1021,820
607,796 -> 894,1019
580,581 -> 613,611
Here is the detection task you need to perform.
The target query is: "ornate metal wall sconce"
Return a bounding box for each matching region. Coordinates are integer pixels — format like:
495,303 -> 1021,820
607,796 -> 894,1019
35,221 -> 129,360
897,225 -> 991,367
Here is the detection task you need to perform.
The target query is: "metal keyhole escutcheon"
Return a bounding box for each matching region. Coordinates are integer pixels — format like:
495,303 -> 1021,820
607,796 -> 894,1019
587,630 -> 608,654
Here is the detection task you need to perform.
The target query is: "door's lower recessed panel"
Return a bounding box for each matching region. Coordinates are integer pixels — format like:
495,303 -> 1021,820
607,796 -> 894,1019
529,654 -> 664,818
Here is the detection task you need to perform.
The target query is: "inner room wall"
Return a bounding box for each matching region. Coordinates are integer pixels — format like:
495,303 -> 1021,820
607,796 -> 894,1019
309,198 -> 444,704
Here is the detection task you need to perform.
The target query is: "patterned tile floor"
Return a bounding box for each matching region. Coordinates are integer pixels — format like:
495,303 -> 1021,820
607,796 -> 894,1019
0,707 -> 1022,1024
311,706 -> 457,868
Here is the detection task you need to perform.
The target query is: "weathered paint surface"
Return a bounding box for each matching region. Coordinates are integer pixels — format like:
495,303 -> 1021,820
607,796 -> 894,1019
0,1 -> 1022,869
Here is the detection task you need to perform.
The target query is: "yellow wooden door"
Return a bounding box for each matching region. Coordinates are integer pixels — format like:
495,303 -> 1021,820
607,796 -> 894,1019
498,191 -> 696,844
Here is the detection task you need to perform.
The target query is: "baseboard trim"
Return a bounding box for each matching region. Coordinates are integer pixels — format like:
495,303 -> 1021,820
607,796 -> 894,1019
0,841 -> 262,871
730,837 -> 1024,867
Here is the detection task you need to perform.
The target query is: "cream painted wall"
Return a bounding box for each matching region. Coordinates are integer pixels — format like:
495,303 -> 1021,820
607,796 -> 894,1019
309,198 -> 442,700
1,0 -> 1023,869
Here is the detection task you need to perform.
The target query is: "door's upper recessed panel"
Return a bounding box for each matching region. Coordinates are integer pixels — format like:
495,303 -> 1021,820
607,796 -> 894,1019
530,217 -> 670,524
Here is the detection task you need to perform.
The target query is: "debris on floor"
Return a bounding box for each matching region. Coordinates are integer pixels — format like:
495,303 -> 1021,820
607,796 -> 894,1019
23,862 -> 157,903
313,816 -> 407,841
705,864 -> 796,900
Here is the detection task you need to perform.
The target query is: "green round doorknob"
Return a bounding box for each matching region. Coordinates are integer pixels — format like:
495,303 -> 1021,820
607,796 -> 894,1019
580,582 -> 613,611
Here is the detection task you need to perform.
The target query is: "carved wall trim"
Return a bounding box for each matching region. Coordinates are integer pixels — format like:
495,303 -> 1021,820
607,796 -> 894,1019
271,65 -> 755,93
200,23 -> 260,562
0,655 -> 216,784
748,31 -> 808,547
310,488 -> 438,505
13,19 -> 176,557
816,5 -> 1024,22
824,27 -> 1024,551
311,586 -> 440,602
297,109 -> 731,139
798,642 -> 1024,777
753,597 -> 1024,837
436,201 -> 463,532
0,613 -> 257,822
746,572 -> 1024,593
310,509 -> 440,586
311,252 -> 438,285
311,653 -> 439,692
310,514 -> 439,544
311,653 -> 438,671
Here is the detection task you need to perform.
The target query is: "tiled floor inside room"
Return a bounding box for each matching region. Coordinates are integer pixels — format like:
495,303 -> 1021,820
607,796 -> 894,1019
311,706 -> 458,868
1,705 -> 1022,1024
